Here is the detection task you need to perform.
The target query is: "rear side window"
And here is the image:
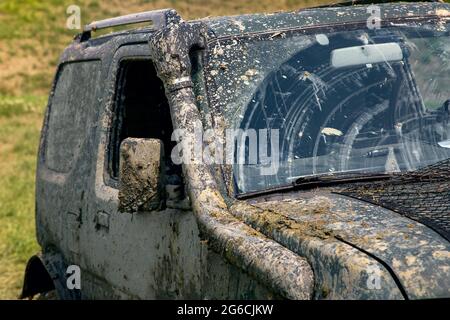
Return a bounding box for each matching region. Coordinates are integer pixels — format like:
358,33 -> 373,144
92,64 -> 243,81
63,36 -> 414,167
45,60 -> 101,172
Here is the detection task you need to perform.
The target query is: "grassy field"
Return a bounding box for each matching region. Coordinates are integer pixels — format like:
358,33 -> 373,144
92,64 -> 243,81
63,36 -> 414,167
0,0 -> 335,299
0,95 -> 45,299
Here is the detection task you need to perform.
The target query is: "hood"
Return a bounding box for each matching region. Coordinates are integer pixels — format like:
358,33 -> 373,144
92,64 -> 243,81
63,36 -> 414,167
231,189 -> 450,299
339,159 -> 450,243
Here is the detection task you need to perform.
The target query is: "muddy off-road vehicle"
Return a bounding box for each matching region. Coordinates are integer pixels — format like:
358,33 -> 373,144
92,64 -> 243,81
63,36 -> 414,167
21,0 -> 450,300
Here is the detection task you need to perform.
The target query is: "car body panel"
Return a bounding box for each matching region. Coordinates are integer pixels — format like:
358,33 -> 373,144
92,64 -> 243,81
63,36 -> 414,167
232,190 -> 450,299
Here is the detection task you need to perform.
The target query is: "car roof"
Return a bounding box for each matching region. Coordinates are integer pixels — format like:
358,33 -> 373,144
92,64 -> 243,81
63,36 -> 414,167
61,1 -> 449,63
75,2 -> 449,42
197,2 -> 450,39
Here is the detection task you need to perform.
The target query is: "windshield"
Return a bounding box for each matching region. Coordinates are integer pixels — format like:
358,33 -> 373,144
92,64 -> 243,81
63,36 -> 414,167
205,18 -> 450,194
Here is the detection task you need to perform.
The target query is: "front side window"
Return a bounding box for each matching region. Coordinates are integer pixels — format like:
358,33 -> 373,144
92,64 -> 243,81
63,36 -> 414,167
206,18 -> 450,194
46,60 -> 101,172
108,59 -> 175,181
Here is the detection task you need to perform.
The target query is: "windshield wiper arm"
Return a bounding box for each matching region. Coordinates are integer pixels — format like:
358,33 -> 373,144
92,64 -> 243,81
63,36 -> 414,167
293,172 -> 393,189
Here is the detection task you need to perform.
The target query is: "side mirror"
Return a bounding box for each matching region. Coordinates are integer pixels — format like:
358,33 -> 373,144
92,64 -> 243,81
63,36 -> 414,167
118,138 -> 164,213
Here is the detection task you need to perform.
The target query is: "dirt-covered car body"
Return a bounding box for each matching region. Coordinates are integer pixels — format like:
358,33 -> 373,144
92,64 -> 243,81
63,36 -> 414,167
22,1 -> 450,299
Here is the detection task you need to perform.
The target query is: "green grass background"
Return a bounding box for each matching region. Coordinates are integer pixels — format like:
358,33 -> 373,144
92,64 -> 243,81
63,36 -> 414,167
0,0 -> 448,299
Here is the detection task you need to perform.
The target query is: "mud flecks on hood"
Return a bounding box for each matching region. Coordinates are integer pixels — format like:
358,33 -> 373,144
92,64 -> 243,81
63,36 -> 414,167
230,190 -> 450,299
339,158 -> 450,243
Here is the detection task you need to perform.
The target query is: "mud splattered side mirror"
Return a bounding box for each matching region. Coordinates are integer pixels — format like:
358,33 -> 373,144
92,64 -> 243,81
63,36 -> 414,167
118,138 -> 164,213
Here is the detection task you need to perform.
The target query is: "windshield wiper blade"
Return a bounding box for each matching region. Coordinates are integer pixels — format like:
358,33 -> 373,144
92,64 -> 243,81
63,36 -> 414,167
236,172 -> 395,200
293,172 -> 393,189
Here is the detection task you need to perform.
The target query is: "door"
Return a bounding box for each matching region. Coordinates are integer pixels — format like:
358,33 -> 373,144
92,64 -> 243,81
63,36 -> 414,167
36,59 -> 102,262
79,44 -> 204,299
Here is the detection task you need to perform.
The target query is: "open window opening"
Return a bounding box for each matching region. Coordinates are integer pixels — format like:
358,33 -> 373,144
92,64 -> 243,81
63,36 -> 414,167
109,59 -> 181,184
